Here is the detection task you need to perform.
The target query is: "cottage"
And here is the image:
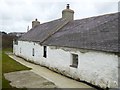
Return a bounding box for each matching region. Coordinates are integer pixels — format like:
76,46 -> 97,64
13,4 -> 119,88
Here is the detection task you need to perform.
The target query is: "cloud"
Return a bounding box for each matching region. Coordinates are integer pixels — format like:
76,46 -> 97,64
0,0 -> 119,33
93,2 -> 118,14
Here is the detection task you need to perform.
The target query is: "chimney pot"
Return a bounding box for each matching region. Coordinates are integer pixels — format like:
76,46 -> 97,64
67,4 -> 69,9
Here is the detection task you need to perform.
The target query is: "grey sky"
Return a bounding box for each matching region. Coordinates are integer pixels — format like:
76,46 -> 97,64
0,0 -> 119,33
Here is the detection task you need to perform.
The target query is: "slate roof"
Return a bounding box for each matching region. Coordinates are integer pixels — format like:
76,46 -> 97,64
19,18 -> 68,42
20,12 -> 119,53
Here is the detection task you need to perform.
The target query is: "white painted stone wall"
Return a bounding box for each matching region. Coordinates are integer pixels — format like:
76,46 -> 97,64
13,41 -> 118,88
13,41 -> 45,65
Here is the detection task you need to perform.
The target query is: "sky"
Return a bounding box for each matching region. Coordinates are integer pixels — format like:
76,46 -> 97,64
0,0 -> 119,33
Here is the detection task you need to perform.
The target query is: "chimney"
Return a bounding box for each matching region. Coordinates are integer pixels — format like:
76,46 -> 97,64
32,18 -> 40,28
62,4 -> 74,21
27,26 -> 29,32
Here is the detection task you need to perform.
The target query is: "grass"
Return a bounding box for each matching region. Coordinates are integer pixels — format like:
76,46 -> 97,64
2,48 -> 31,89
2,48 -> 13,52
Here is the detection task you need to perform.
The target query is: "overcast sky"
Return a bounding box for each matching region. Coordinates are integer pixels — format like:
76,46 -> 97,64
0,0 -> 119,33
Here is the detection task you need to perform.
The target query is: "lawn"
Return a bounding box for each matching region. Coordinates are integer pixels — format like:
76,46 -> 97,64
2,48 -> 31,89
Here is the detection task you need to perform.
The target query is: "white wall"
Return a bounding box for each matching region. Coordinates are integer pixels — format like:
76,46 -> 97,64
13,41 -> 46,65
13,41 -> 118,88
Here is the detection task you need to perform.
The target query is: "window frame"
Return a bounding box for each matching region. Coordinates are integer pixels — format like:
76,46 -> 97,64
20,47 -> 21,53
32,48 -> 35,56
70,53 -> 78,68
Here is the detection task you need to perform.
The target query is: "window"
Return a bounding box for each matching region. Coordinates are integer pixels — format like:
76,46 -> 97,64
70,54 -> 78,68
43,46 -> 47,58
20,48 -> 21,53
32,48 -> 34,56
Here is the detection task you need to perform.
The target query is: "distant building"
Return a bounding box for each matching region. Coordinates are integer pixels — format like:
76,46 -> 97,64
8,32 -> 25,37
13,4 -> 119,89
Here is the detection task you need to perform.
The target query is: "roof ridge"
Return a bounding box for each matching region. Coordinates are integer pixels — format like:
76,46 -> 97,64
60,13 -> 118,33
74,12 -> 118,21
75,14 -> 118,32
37,18 -> 63,26
40,20 -> 69,44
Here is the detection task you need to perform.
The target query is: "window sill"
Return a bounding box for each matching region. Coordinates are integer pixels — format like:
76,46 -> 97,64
70,65 -> 78,68
43,56 -> 47,58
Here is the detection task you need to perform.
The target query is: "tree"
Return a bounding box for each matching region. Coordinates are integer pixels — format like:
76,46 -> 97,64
2,31 -> 7,35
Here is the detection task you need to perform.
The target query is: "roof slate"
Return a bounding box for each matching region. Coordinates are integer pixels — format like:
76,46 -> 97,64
19,18 -> 68,43
43,13 -> 119,53
19,12 -> 119,53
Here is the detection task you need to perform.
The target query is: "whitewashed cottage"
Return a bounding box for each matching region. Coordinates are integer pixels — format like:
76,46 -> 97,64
13,4 -> 119,89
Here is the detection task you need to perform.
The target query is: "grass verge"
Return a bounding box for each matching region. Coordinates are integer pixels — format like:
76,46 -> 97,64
2,48 -> 31,89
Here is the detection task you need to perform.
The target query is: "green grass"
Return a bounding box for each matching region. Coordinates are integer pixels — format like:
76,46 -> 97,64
3,48 -> 13,52
2,48 -> 31,89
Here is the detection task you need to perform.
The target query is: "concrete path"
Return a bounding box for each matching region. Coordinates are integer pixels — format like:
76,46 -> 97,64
4,70 -> 57,88
8,54 -> 95,89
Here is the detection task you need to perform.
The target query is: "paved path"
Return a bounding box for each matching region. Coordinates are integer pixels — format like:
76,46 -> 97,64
8,54 -> 95,89
4,70 -> 57,88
